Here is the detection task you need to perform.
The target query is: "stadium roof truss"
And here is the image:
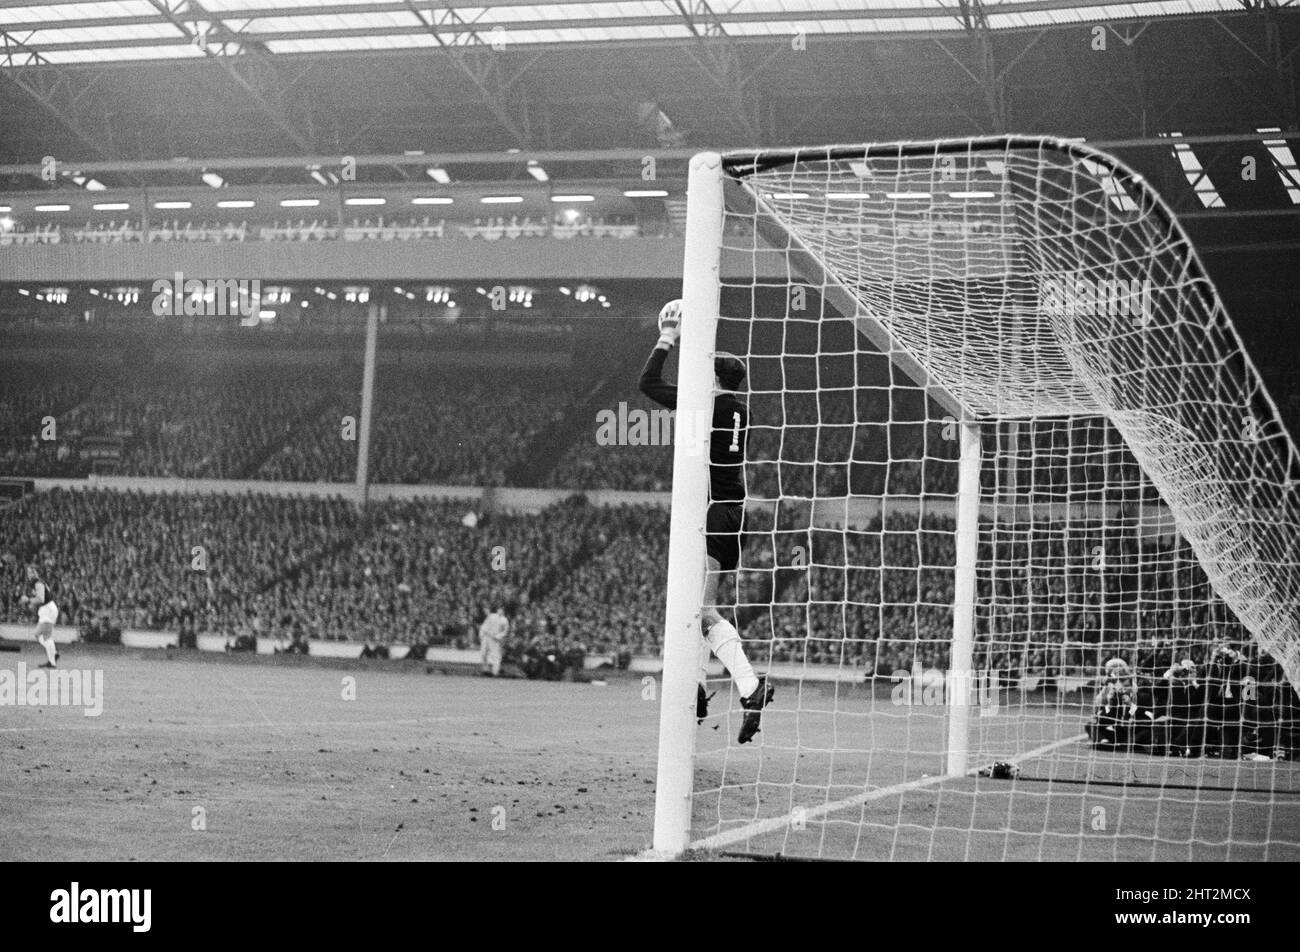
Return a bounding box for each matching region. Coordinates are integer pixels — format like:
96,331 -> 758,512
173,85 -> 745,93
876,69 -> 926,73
0,0 -> 1296,162
0,0 -> 1289,66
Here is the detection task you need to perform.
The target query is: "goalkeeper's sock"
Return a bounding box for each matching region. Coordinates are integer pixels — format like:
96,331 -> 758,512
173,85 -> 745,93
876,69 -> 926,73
38,633 -> 57,666
697,637 -> 712,685
705,619 -> 758,698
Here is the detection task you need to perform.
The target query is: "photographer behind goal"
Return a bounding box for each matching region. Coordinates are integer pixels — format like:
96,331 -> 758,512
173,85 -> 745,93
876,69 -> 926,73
1087,644 -> 1298,759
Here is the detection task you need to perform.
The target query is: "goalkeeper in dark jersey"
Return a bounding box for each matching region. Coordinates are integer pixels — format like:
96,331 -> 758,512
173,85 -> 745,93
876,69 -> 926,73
639,299 -> 774,744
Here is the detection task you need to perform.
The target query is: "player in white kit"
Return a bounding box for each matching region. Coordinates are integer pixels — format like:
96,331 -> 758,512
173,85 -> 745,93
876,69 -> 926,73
479,605 -> 509,677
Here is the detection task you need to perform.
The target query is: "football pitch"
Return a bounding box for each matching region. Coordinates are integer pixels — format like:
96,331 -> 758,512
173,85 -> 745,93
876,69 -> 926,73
693,692 -> 1300,862
2,647 -> 1297,862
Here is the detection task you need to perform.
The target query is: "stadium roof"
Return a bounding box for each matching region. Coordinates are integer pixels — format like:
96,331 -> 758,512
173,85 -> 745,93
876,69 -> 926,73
0,1 -> 1295,169
0,0 -> 1267,65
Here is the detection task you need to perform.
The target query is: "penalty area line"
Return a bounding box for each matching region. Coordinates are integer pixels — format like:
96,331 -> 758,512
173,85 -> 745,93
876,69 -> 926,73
684,732 -> 1089,854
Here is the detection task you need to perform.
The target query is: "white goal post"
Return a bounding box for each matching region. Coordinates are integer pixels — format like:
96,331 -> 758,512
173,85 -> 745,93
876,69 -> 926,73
653,137 -> 1300,861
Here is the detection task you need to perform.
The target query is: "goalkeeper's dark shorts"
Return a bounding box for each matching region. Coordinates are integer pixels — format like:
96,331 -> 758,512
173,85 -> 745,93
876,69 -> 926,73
706,501 -> 745,572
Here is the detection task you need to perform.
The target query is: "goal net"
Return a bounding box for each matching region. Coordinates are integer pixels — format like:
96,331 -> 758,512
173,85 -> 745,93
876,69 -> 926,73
652,137 -> 1300,861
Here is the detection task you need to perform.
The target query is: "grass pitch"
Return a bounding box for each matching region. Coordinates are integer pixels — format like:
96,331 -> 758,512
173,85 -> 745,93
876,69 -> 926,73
1,647 -> 660,861
3,645 -> 1296,861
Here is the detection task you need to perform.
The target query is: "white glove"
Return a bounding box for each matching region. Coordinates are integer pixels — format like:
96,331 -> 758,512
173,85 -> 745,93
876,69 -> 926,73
656,299 -> 682,349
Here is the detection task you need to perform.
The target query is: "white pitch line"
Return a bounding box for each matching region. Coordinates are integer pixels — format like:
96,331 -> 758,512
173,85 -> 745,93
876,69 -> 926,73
214,667 -> 278,728
0,715 -> 464,734
687,732 -> 1089,854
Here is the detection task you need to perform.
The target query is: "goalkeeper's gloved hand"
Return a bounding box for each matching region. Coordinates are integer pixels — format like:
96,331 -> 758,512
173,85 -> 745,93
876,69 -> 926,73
656,298 -> 682,349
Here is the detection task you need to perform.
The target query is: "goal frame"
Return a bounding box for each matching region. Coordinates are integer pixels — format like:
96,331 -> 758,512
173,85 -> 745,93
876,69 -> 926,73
651,137 -> 1299,858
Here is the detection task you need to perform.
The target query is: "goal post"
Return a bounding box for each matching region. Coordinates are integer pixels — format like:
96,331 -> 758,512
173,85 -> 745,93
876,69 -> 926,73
652,136 -> 1300,861
652,151 -> 726,855
946,420 -> 983,778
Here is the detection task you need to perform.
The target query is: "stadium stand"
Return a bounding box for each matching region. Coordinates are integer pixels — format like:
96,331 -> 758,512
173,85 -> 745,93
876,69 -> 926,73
0,320 -> 1293,668
0,483 -> 1260,677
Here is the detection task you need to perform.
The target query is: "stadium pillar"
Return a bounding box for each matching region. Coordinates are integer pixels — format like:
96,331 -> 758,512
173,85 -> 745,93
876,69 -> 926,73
356,303 -> 381,505
652,152 -> 724,856
947,421 -> 983,777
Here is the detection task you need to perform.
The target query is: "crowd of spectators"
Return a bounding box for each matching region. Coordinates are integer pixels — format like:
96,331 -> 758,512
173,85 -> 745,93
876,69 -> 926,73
259,370 -> 582,485
729,507 -> 1265,685
541,375 -> 961,496
0,351 -> 1019,493
0,362 -> 336,479
0,360 -> 581,485
742,383 -> 955,500
0,213 -> 651,246
545,391 -> 675,492
0,328 -> 1293,695
0,220 -> 145,245
0,486 -> 1270,687
0,488 -> 357,639
254,388 -> 360,483
0,365 -> 88,476
264,495 -> 616,644
0,490 -> 667,653
364,374 -> 576,485
4,325 -> 1294,496
0,223 -> 62,246
548,215 -> 642,240
517,508 -> 671,657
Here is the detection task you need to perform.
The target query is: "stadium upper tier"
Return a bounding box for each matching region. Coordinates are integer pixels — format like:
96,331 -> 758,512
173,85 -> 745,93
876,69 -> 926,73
3,322 -> 1298,488
0,177 -> 676,245
0,0 -> 1253,66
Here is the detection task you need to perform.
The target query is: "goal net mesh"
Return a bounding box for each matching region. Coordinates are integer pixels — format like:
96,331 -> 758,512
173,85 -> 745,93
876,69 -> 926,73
687,138 -> 1300,861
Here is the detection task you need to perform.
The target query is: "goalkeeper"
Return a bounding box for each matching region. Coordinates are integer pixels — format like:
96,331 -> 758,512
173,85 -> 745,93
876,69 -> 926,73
639,300 -> 774,744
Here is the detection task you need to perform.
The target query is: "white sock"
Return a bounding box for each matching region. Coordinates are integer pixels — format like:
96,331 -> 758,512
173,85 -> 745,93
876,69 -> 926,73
705,619 -> 758,698
38,634 -> 57,665
698,637 -> 712,686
